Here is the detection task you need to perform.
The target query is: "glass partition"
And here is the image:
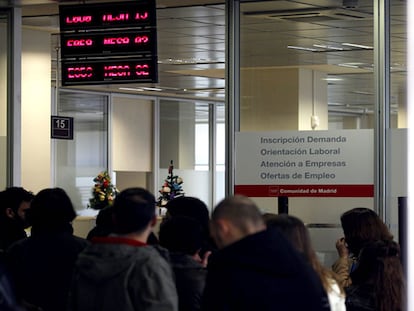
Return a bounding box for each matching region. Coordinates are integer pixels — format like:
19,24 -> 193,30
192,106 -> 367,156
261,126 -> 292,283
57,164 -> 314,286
54,90 -> 109,213
159,99 -> 224,212
0,11 -> 9,189
238,0 -> 378,266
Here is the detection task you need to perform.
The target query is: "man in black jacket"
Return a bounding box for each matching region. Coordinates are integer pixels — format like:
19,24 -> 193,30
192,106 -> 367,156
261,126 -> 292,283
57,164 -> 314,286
203,195 -> 330,311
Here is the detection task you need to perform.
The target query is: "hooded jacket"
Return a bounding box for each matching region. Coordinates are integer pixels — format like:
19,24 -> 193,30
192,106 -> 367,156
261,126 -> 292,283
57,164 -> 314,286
202,228 -> 330,311
68,236 -> 178,311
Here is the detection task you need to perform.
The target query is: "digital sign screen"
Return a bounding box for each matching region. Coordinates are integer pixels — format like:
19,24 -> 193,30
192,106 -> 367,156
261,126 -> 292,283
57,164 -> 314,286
59,1 -> 156,31
61,58 -> 158,86
60,29 -> 156,58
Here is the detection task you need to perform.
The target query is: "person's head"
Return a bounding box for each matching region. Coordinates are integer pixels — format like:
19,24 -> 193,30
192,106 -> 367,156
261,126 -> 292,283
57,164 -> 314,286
265,214 -> 313,260
340,207 -> 393,255
165,196 -> 210,232
211,195 -> 265,249
265,214 -> 342,294
0,187 -> 34,227
112,187 -> 156,236
351,240 -> 404,311
28,188 -> 76,231
159,215 -> 203,256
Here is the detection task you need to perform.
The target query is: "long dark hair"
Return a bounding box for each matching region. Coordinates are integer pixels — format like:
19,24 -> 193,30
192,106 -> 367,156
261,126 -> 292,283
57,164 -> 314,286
265,213 -> 344,295
340,208 -> 393,256
351,240 -> 404,311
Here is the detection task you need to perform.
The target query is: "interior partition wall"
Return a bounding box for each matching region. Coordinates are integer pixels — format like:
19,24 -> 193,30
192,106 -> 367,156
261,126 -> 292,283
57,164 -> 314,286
227,0 -> 407,266
0,9 -> 9,189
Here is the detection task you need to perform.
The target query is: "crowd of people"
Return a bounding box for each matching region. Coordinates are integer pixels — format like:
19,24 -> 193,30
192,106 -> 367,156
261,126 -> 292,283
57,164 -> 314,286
0,186 -> 405,311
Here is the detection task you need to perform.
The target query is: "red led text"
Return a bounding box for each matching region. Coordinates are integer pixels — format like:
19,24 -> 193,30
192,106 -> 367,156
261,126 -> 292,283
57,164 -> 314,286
135,12 -> 149,20
103,13 -> 129,22
135,64 -> 149,76
103,37 -> 130,45
67,66 -> 93,79
134,36 -> 149,43
67,39 -> 94,47
65,16 -> 92,24
104,65 -> 132,77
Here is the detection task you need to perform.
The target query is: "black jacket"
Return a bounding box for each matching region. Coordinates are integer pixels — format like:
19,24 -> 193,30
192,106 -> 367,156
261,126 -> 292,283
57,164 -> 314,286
6,224 -> 89,311
169,252 -> 207,311
202,228 -> 330,311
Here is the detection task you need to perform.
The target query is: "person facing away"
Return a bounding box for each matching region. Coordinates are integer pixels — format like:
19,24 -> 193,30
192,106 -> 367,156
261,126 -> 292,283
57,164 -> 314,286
202,195 -> 330,311
0,187 -> 34,252
5,188 -> 89,311
265,213 -> 346,311
159,215 -> 209,311
165,196 -> 217,257
332,207 -> 394,287
68,187 -> 178,311
345,239 -> 405,311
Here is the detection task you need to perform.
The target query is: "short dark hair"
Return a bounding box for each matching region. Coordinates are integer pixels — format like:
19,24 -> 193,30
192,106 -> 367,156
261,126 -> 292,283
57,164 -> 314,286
165,196 -> 210,232
212,195 -> 264,234
28,188 -> 76,229
112,188 -> 156,235
340,207 -> 393,255
159,215 -> 203,255
0,187 -> 34,214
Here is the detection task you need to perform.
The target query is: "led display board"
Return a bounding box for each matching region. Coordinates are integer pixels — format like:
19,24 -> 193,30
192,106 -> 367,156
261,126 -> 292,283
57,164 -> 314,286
61,58 -> 158,86
59,1 -> 156,31
60,29 -> 156,58
59,1 -> 158,85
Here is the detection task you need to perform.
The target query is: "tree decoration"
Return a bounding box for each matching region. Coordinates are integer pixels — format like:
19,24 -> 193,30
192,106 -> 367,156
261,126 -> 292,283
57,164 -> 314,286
157,160 -> 184,208
88,171 -> 119,210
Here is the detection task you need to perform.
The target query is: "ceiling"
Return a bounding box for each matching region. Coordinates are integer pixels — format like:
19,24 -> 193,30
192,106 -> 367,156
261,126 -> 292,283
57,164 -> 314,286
2,0 -> 408,116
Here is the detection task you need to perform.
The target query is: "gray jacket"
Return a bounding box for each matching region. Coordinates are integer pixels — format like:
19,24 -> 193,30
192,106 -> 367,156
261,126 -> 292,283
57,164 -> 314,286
68,237 -> 178,311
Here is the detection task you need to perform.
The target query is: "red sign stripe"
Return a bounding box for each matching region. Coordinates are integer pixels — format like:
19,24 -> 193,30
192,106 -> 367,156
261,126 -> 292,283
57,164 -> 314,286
234,184 -> 374,197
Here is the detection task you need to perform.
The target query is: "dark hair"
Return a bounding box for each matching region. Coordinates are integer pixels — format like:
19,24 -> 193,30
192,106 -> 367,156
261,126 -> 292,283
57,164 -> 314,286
159,215 -> 203,255
340,208 -> 393,255
112,188 -> 156,235
166,196 -> 210,232
27,188 -> 76,229
0,187 -> 34,216
265,214 -> 343,295
212,195 -> 264,234
350,240 -> 404,311
86,205 -> 114,240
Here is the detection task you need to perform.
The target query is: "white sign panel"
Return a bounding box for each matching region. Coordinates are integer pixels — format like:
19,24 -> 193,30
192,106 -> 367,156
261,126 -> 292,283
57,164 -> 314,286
235,130 -> 374,197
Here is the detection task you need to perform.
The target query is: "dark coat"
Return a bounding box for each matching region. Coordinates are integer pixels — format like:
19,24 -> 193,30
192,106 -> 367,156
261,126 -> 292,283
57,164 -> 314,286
0,220 -> 27,252
169,252 -> 207,311
5,224 -> 89,311
202,228 -> 330,311
345,284 -> 376,311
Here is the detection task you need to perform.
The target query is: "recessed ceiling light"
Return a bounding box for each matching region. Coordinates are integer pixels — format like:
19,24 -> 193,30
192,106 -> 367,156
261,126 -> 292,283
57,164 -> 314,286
119,87 -> 144,92
323,77 -> 343,81
342,42 -> 373,49
287,45 -> 318,52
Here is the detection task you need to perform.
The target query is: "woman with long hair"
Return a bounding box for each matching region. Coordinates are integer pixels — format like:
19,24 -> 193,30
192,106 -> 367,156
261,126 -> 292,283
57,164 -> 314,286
333,207 -> 394,287
265,213 -> 345,311
346,239 -> 405,311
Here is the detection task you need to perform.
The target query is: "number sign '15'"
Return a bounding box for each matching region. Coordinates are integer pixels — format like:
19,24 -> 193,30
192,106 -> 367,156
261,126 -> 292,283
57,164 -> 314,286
51,116 -> 74,140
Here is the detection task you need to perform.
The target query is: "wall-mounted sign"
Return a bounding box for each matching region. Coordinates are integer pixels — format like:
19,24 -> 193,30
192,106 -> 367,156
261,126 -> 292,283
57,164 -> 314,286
59,1 -> 156,31
61,58 -> 157,86
51,116 -> 74,140
60,29 -> 156,58
235,129 -> 374,197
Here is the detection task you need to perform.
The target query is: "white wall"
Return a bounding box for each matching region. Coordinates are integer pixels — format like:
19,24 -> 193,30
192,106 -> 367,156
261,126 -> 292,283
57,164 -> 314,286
21,29 -> 51,192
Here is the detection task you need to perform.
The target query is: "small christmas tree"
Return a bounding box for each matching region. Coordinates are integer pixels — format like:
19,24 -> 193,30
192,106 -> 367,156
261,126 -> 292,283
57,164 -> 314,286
88,171 -> 119,210
157,160 -> 184,208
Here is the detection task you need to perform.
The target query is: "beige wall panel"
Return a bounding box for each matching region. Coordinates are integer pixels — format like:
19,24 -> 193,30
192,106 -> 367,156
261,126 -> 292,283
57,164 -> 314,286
112,96 -> 152,171
241,68 -> 299,131
21,29 -> 51,192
